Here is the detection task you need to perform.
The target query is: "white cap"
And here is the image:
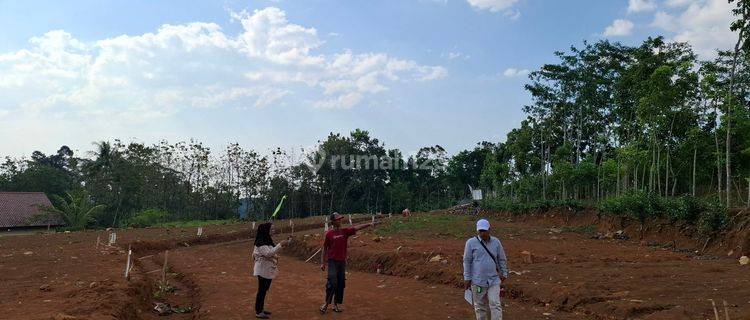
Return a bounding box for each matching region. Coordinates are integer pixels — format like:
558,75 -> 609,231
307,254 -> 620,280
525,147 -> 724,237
476,219 -> 490,231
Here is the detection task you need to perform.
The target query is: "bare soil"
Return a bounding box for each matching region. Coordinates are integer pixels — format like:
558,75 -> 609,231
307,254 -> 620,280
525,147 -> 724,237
1,211 -> 748,319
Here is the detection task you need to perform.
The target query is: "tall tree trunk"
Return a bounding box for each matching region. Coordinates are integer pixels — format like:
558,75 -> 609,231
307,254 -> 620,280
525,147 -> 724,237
616,157 -> 621,196
657,146 -> 662,196
726,25 -> 745,206
692,146 -> 697,196
714,101 -> 723,203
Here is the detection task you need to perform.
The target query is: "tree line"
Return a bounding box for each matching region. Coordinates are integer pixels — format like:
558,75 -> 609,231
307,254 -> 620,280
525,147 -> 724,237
0,133 -> 471,228
2,1 -> 750,230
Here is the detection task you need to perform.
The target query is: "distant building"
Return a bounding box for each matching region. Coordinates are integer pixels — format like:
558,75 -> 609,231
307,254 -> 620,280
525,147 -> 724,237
0,192 -> 65,230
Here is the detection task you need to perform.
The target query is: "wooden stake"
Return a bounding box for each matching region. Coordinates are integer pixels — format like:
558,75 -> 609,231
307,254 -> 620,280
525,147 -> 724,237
305,248 -> 322,262
710,299 -> 720,320
348,214 -> 352,226
162,250 -> 169,284
723,300 -> 730,320
96,235 -> 100,250
124,245 -> 132,280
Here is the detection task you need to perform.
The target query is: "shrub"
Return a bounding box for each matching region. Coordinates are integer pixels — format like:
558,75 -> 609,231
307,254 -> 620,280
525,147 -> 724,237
482,197 -> 586,215
599,192 -> 728,233
127,209 -> 171,227
697,196 -> 728,235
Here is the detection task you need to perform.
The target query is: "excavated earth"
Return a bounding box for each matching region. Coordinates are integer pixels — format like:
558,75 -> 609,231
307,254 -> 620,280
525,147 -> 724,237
1,209 -> 749,319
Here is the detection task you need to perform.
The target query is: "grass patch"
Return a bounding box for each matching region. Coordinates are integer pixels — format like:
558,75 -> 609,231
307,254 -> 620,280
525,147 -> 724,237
374,214 -> 475,238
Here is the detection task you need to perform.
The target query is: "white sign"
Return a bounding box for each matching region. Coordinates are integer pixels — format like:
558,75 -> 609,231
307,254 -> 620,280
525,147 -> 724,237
464,289 -> 473,306
471,189 -> 483,200
108,232 -> 117,245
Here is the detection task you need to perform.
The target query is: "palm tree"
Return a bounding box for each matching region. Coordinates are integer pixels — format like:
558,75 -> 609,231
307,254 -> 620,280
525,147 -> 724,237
40,190 -> 105,230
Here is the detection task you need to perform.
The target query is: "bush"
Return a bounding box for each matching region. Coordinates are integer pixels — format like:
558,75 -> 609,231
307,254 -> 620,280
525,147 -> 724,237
127,209 -> 171,227
599,192 -> 728,233
697,196 -> 728,235
482,198 -> 585,215
598,190 -> 660,223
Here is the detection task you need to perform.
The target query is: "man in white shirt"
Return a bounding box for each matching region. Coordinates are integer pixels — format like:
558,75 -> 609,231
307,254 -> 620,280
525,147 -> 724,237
463,219 -> 509,320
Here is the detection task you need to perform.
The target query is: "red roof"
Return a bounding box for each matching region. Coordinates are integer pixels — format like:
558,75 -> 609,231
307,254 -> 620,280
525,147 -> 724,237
0,192 -> 65,228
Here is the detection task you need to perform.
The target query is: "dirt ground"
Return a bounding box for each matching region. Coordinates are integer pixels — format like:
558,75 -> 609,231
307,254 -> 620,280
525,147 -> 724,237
165,238 -> 572,320
289,213 -> 750,319
1,211 -> 748,319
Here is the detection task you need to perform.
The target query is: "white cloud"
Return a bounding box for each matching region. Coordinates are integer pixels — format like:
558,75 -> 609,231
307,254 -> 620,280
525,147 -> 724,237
650,0 -> 736,57
443,51 -> 470,60
503,68 -> 529,77
466,0 -> 519,13
603,19 -> 634,37
0,6 -> 447,125
665,0 -> 693,8
628,0 -> 657,13
650,11 -> 677,31
503,9 -> 522,20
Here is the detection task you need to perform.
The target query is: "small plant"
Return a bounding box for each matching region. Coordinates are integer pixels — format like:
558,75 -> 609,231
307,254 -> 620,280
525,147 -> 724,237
154,281 -> 176,300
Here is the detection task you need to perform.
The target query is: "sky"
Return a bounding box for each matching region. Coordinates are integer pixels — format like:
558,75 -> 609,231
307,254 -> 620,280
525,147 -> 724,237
0,0 -> 739,159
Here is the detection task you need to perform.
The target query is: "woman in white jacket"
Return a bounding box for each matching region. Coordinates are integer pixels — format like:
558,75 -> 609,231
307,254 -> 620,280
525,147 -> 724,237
253,222 -> 290,319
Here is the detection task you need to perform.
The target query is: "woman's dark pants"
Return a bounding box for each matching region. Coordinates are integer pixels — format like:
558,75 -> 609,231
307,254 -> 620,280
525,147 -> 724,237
255,276 -> 273,314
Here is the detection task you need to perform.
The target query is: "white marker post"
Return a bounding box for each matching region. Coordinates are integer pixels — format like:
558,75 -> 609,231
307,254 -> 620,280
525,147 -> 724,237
372,215 -> 375,224
96,235 -> 101,249
109,232 -> 117,246
389,213 -> 392,219
197,227 -> 203,236
348,214 -> 353,226
124,245 -> 132,280
252,221 -> 256,230
290,220 -> 294,234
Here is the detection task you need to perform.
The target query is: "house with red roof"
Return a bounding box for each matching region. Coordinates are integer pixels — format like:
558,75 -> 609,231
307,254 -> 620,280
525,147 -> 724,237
0,192 -> 65,231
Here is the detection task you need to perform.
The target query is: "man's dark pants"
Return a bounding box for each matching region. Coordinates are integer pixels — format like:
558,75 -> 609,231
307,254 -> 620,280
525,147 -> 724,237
325,259 -> 346,304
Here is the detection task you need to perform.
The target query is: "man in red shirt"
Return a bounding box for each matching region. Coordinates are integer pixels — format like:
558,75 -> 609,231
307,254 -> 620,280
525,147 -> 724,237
319,212 -> 374,314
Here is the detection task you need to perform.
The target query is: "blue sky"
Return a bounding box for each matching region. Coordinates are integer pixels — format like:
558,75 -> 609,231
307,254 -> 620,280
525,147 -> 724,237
0,0 -> 736,158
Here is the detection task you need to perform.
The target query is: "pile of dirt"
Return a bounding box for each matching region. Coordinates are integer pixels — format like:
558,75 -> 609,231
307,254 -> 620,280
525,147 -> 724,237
285,238 -> 464,287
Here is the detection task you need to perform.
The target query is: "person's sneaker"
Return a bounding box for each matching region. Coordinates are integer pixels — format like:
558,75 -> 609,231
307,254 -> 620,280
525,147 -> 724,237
319,304 -> 328,314
262,310 -> 272,315
332,305 -> 343,313
255,313 -> 270,319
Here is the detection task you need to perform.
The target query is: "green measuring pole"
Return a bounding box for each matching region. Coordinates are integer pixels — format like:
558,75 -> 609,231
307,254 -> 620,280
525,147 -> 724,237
271,195 -> 287,219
